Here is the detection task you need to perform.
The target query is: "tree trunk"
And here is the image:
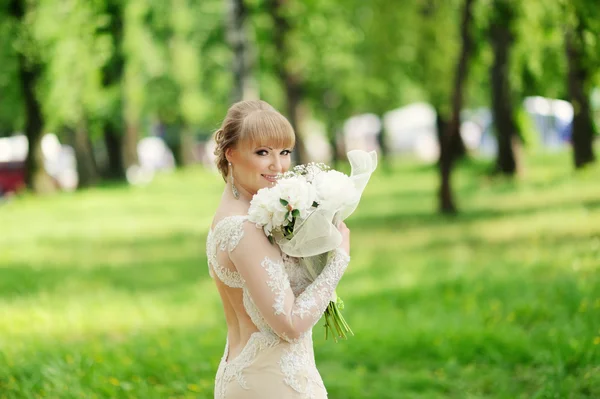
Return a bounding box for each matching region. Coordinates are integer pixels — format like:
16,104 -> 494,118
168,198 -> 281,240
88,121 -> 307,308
422,1 -> 467,163
436,107 -> 468,169
490,0 -> 520,175
100,0 -> 127,180
18,55 -> 55,193
122,122 -> 139,170
451,126 -> 467,160
267,0 -> 309,164
179,128 -> 196,166
226,0 -> 258,102
436,109 -> 466,163
325,115 -> 340,166
71,124 -> 99,188
103,122 -> 126,180
10,0 -> 56,194
439,0 -> 475,214
284,81 -> 310,164
165,123 -> 195,168
565,24 -> 596,168
435,107 -> 448,156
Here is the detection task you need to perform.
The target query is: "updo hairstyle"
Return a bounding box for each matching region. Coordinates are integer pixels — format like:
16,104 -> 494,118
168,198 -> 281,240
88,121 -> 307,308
213,100 -> 296,181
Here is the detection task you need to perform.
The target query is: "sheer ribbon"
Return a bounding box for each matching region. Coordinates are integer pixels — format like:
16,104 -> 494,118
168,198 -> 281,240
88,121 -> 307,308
277,150 -> 378,277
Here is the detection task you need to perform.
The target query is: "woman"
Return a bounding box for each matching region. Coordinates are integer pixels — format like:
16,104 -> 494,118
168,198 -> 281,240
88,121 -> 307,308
207,100 -> 351,399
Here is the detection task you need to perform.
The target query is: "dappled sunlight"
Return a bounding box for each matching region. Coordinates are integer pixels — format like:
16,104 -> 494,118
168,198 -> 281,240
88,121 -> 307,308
1,155 -> 599,397
1,278 -> 222,353
1,232 -> 208,270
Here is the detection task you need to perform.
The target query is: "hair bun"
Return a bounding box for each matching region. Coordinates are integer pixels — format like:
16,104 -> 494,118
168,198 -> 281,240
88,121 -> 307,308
214,128 -> 224,145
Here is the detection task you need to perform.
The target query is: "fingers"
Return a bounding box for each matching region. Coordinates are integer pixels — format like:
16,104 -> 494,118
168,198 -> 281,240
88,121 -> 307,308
337,221 -> 350,238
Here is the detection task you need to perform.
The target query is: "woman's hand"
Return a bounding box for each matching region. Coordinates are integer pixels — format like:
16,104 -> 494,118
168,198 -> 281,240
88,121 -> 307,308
337,221 -> 350,256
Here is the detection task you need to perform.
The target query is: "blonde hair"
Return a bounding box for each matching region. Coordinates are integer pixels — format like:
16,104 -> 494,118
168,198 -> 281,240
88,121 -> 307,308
213,100 -> 296,181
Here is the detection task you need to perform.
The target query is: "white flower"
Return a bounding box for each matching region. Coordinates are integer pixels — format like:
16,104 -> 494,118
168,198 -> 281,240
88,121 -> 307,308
248,186 -> 282,235
249,175 -> 321,237
313,170 -> 358,211
276,176 -> 317,219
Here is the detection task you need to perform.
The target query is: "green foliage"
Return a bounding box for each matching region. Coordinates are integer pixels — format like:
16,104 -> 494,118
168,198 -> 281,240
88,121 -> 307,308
34,0 -> 112,134
516,105 -> 539,147
0,151 -> 599,397
0,0 -> 598,163
0,11 -> 23,135
515,2 -> 567,99
413,0 -> 462,114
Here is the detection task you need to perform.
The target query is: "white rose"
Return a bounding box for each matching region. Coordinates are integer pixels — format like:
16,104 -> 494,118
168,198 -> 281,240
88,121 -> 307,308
313,170 -> 358,211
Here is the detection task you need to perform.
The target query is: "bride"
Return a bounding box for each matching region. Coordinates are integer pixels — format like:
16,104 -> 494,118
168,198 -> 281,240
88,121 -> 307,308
207,100 -> 351,398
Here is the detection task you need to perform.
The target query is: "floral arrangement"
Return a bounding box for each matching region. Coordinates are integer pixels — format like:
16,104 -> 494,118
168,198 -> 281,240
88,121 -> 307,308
247,152 -> 377,341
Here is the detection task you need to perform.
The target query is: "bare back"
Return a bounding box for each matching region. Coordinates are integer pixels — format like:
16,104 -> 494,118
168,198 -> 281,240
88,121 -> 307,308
208,200 -> 260,362
207,196 -> 350,398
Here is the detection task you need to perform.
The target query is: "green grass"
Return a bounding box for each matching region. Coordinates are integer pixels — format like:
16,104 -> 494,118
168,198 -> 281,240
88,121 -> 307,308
1,151 -> 599,398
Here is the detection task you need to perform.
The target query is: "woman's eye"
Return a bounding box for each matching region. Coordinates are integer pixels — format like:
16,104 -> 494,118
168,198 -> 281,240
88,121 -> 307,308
281,150 -> 292,155
256,150 -> 268,156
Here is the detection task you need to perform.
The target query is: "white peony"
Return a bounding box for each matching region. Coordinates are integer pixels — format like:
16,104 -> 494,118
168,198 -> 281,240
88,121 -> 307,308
276,176 -> 317,219
313,170 -> 358,211
248,186 -> 282,235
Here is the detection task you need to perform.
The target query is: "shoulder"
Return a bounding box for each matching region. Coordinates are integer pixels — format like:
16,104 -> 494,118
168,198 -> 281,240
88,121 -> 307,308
211,212 -> 273,248
210,214 -> 249,252
228,218 -> 281,263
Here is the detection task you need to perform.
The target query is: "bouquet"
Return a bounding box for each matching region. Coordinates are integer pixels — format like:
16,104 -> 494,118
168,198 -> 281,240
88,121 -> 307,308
248,150 -> 378,341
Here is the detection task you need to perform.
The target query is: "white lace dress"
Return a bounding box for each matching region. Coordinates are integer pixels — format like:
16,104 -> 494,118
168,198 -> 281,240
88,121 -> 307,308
206,215 -> 350,399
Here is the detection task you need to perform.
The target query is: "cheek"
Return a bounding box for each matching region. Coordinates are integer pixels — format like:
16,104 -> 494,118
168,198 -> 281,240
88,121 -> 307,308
248,157 -> 268,173
282,157 -> 292,171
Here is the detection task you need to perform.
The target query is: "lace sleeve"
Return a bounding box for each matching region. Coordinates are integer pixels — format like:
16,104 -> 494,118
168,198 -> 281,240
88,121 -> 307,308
230,222 -> 350,342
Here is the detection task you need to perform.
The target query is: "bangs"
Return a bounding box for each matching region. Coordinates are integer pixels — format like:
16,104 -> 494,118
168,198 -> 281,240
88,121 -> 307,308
239,110 -> 296,149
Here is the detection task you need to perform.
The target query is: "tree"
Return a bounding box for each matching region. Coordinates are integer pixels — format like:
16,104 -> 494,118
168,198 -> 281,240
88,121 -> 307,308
141,0 -> 214,167
489,0 -> 521,175
439,0 -> 476,214
121,0 -> 150,170
0,3 -> 23,136
286,0 -> 368,165
226,0 -> 258,102
263,0 -> 309,164
415,0 -> 468,163
565,1 -> 597,168
35,0 -> 111,188
99,0 -> 127,181
8,0 -> 56,193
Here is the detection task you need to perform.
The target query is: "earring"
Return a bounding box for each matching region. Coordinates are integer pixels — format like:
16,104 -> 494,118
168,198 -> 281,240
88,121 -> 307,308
229,162 -> 240,200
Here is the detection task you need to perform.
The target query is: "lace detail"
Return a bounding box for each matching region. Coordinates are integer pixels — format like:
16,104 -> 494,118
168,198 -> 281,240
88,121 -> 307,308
209,214 -> 350,397
214,332 -> 279,399
242,288 -> 276,336
206,215 -> 247,288
279,337 -> 324,399
283,254 -> 312,296
261,257 -> 291,316
292,249 -> 350,320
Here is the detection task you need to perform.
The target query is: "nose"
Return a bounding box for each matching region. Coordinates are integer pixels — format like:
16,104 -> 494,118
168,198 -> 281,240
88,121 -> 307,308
269,154 -> 282,172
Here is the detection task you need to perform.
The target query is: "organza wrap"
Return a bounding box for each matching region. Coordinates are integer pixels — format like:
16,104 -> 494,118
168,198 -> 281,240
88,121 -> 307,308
277,150 -> 378,276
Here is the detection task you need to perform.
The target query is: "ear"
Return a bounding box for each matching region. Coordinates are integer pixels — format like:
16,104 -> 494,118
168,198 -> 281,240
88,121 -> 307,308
225,147 -> 235,163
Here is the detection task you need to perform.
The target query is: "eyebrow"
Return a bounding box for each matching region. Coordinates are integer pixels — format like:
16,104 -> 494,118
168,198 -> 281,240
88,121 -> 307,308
256,146 -> 292,151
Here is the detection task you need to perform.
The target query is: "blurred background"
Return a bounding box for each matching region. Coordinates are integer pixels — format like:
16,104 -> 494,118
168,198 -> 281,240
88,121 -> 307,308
0,0 -> 599,398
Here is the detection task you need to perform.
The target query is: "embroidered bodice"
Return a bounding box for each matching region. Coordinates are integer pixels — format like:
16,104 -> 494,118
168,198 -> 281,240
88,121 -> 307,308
206,215 -> 247,288
206,215 -> 350,398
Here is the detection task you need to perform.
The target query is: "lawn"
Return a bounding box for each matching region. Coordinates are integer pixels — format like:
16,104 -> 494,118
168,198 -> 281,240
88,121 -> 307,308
0,151 -> 599,398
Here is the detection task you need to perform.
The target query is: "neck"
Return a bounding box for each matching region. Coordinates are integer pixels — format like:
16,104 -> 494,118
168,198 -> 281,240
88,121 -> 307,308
227,180 -> 253,203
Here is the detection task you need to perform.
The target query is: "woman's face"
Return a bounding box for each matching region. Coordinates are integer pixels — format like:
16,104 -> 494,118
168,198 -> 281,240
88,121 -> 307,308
228,142 -> 293,195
